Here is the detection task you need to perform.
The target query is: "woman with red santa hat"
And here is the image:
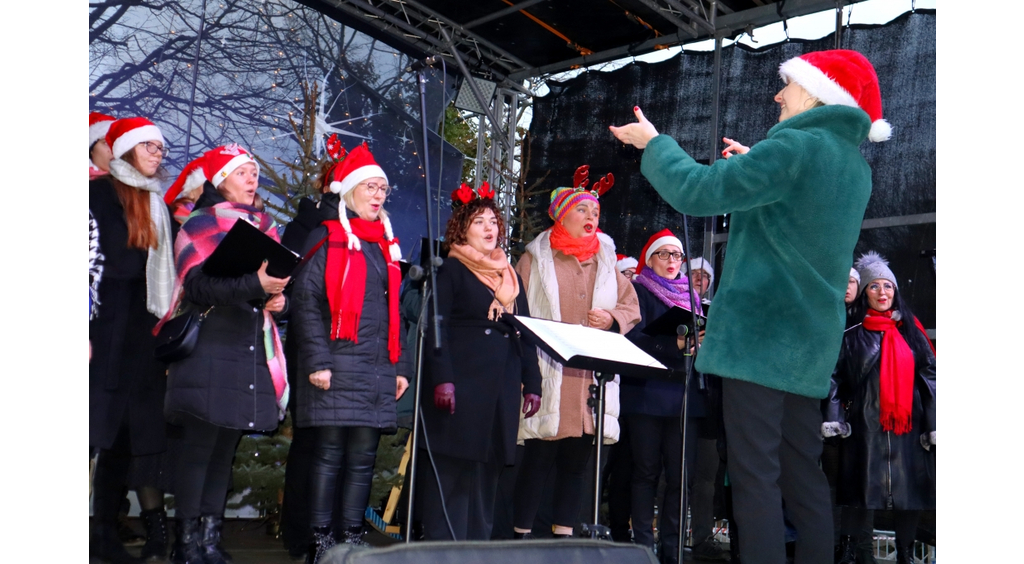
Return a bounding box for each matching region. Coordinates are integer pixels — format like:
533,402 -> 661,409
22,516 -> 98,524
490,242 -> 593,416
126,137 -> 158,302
155,143 -> 291,564
511,165 -> 640,540
89,117 -> 176,564
289,142 -> 412,562
620,229 -> 705,564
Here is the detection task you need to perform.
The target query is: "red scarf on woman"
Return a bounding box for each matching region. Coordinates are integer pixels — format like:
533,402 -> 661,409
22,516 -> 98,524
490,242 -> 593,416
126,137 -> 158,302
862,309 -> 915,435
549,221 -> 600,262
324,218 -> 402,364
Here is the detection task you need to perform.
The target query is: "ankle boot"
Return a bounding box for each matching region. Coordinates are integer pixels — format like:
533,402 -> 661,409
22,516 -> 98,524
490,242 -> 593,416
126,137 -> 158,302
199,515 -> 233,564
139,508 -> 168,561
513,531 -> 535,540
836,535 -> 856,564
895,545 -> 914,564
552,533 -> 574,539
91,522 -> 145,564
342,525 -> 369,547
307,526 -> 336,564
171,518 -> 205,564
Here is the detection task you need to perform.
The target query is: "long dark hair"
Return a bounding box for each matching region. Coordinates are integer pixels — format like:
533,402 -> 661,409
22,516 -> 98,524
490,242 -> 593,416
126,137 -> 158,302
848,285 -> 933,363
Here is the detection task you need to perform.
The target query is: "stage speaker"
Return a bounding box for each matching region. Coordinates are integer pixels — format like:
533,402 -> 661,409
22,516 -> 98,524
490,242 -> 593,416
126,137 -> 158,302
320,539 -> 658,564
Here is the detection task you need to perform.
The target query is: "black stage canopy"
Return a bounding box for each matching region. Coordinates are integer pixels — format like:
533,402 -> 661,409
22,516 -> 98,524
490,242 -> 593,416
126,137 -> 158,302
294,0 -> 866,91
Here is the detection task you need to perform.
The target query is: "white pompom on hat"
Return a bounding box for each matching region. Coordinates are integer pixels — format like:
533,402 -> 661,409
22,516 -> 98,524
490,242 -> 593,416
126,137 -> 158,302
854,251 -> 897,295
778,49 -> 891,142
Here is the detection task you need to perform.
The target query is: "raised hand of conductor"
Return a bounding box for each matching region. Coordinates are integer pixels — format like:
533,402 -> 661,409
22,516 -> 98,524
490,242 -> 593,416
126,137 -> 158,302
609,106 -> 660,149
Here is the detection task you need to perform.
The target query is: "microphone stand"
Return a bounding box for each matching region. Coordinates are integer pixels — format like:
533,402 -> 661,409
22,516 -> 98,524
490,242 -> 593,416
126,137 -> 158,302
403,64 -> 444,543
676,214 -> 704,564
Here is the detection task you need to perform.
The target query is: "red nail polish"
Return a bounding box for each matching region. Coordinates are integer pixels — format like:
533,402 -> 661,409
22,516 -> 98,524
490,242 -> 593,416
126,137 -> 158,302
634,106 -> 639,112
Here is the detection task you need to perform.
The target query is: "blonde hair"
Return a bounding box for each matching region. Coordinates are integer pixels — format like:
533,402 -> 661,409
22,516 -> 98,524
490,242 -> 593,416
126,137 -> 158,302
341,189 -> 389,221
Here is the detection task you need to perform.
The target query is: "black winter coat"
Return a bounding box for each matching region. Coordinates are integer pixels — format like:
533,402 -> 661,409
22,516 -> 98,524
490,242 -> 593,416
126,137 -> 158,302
421,258 -> 542,465
830,320 -> 936,510
291,209 -> 413,430
89,177 -> 169,455
164,185 -> 286,432
621,282 -> 704,418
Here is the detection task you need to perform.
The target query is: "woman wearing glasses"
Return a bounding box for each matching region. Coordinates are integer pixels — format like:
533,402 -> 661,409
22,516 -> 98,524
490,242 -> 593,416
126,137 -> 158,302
290,142 -> 411,562
619,229 -> 703,563
89,117 -> 177,564
511,167 -> 640,539
826,252 -> 935,564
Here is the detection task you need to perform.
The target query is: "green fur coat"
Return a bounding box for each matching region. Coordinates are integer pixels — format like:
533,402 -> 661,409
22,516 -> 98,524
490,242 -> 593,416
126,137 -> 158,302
640,104 -> 872,398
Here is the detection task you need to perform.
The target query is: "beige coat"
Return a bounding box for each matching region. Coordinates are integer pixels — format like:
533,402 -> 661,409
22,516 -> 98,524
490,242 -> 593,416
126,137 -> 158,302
515,233 -> 640,441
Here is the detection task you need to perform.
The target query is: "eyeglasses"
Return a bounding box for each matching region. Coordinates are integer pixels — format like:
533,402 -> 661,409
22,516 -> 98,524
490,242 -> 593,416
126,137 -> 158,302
139,141 -> 168,157
362,182 -> 392,197
651,250 -> 684,262
866,282 -> 895,293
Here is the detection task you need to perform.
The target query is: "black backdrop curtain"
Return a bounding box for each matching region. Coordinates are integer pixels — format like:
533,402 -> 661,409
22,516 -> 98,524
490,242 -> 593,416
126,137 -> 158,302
523,10 -> 935,330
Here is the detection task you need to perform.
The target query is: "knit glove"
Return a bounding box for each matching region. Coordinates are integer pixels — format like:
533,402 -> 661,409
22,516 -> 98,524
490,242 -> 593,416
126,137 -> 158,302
522,393 -> 541,418
920,430 -> 936,451
434,383 -> 455,415
821,422 -> 852,439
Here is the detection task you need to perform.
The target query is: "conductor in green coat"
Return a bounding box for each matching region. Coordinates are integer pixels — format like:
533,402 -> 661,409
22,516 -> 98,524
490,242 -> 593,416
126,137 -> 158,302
610,50 -> 891,564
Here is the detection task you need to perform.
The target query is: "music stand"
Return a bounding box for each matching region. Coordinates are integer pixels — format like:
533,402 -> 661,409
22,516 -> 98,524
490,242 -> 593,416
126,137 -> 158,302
504,315 -> 679,539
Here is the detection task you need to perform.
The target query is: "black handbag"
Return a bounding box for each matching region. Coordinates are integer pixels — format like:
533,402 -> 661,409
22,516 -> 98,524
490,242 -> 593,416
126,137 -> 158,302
154,305 -> 213,363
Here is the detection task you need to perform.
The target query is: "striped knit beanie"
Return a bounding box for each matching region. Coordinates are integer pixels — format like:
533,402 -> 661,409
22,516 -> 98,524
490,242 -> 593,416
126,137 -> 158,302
548,187 -> 599,224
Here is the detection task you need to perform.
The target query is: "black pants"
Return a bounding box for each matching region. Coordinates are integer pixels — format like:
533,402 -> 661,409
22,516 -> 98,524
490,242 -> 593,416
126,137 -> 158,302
308,426 -> 380,530
606,419 -> 633,542
722,378 -> 832,564
92,420 -> 135,527
417,451 -> 503,541
513,435 -> 593,531
280,424 -> 317,551
625,414 -> 696,557
172,413 -> 242,520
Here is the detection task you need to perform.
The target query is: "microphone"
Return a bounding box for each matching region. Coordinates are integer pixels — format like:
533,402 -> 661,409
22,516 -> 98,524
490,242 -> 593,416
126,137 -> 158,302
405,56 -> 439,73
676,325 -> 689,337
408,265 -> 425,281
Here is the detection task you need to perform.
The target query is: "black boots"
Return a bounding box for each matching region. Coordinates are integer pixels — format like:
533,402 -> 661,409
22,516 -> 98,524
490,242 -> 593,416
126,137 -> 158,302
342,525 -> 370,546
171,518 -> 205,564
307,526 -> 337,564
139,508 -> 168,561
895,545 -> 914,564
90,522 -> 145,564
513,531 -> 536,539
200,515 -> 233,564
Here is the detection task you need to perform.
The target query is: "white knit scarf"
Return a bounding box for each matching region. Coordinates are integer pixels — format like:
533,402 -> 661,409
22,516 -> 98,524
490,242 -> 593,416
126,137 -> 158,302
109,159 -> 176,317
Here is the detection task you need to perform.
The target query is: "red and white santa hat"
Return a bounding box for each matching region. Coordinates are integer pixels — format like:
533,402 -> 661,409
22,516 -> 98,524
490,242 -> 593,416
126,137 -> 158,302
164,143 -> 259,204
616,254 -> 638,272
778,49 -> 891,142
327,142 -> 400,260
89,112 -> 116,148
329,141 -> 388,197
106,117 -> 165,159
637,229 -> 684,274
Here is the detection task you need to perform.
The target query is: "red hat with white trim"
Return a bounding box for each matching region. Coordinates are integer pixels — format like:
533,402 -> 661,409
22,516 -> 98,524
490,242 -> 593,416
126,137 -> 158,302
615,254 -> 638,272
778,49 -> 891,142
106,117 -> 165,159
89,112 -> 116,148
328,141 -> 388,197
164,143 -> 259,204
637,229 -> 683,274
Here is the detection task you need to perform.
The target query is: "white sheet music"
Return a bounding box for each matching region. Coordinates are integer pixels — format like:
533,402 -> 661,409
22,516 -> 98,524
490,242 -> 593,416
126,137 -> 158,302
511,316 -> 667,370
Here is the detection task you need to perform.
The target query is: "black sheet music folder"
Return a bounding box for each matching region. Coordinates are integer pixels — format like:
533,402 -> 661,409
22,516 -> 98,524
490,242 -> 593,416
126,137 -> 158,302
202,218 -> 314,279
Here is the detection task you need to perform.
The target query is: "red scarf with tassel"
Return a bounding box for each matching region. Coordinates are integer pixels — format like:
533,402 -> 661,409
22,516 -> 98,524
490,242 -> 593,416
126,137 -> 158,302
324,218 -> 402,364
862,309 -> 915,435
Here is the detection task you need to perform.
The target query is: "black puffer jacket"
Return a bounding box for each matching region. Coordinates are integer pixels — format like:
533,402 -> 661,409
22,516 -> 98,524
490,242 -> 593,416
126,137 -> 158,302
164,184 -> 285,432
829,319 -> 936,510
291,208 -> 413,430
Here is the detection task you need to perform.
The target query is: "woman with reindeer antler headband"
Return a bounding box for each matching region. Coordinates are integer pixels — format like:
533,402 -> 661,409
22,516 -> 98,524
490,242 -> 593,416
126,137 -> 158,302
414,182 -> 543,541
289,141 -> 413,561
510,165 -> 640,539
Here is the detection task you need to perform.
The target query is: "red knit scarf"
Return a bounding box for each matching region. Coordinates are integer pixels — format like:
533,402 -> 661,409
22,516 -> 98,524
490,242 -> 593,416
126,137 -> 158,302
324,218 -> 402,364
549,221 -> 600,262
862,309 -> 915,435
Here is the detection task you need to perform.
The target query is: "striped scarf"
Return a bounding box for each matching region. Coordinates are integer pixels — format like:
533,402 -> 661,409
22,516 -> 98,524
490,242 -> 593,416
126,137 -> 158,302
155,202 -> 290,419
